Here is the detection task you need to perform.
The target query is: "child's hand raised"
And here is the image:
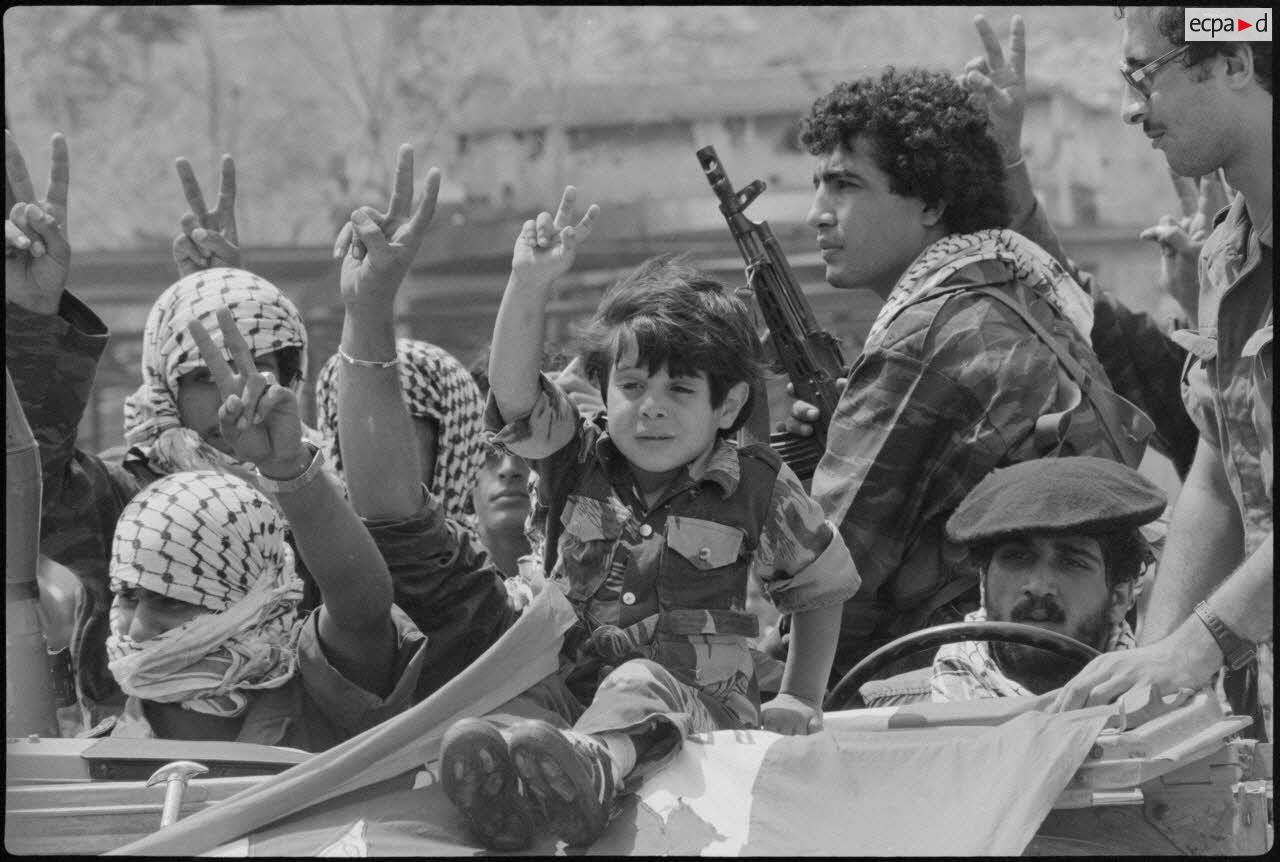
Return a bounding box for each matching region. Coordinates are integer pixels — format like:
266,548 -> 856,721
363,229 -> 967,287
510,186 -> 599,287
186,306 -> 307,477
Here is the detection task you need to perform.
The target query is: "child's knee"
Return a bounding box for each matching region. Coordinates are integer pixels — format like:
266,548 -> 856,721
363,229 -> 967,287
599,658 -> 676,694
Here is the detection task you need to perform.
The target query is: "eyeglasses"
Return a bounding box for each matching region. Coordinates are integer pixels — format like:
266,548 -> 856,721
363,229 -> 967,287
1120,44 -> 1189,99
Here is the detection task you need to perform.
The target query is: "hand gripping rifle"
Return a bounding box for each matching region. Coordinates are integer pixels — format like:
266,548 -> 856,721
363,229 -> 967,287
696,145 -> 845,481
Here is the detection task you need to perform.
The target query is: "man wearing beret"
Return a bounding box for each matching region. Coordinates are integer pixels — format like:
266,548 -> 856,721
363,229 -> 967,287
930,457 -> 1167,700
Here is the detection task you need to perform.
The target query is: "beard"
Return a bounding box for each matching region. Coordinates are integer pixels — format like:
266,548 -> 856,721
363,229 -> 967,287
991,596 -> 1110,695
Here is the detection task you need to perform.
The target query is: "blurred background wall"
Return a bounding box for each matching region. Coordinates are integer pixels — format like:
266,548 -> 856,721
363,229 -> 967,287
4,5 -> 1186,484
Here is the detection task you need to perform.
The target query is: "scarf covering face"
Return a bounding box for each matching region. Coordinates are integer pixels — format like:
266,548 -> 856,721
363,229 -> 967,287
106,471 -> 304,718
314,338 -> 486,521
122,267 -> 320,482
930,578 -> 1136,703
865,228 -> 1096,354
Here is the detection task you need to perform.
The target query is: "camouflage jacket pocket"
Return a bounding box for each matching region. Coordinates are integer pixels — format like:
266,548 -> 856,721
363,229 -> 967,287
665,516 -> 744,572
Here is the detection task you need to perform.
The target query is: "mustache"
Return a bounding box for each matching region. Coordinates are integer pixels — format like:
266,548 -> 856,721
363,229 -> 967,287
1009,595 -> 1066,624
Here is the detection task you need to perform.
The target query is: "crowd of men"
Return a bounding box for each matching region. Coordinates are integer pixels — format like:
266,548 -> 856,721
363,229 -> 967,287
4,6 -> 1271,851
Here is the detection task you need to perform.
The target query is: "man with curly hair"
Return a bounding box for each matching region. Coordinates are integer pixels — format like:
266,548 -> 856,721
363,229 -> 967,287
785,67 -> 1155,685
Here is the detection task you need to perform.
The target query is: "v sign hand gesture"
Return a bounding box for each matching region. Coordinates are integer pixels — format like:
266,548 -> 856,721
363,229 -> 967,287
1138,170 -> 1229,324
510,186 -> 600,288
334,144 -> 442,313
186,307 -> 306,478
5,131 -> 71,315
172,154 -> 241,278
961,14 -> 1026,166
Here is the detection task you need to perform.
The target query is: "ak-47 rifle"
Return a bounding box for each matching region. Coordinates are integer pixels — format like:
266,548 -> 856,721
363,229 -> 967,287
696,145 -> 845,481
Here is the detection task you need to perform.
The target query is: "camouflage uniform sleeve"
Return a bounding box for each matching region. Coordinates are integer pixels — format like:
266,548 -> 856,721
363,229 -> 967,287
5,294 -> 142,577
296,604 -> 427,738
483,372 -> 580,460
485,373 -> 599,574
6,294 -> 142,704
363,486 -> 519,701
753,463 -> 860,614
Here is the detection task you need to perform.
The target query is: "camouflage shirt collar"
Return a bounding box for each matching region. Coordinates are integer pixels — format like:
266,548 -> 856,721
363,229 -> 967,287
594,432 -> 740,498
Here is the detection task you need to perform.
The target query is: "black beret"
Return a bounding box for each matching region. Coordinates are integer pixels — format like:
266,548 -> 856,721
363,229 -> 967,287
946,456 -> 1167,546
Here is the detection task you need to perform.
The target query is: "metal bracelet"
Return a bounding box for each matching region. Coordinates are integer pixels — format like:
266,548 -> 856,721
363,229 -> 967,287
336,346 -> 397,369
256,443 -> 326,494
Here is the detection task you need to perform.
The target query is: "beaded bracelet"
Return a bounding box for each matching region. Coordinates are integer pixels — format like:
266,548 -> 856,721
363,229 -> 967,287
337,345 -> 398,369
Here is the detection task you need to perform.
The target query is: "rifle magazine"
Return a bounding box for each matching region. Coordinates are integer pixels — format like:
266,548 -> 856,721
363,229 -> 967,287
769,430 -> 824,484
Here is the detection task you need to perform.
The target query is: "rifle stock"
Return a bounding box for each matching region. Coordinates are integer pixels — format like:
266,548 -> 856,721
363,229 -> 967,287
696,145 -> 845,481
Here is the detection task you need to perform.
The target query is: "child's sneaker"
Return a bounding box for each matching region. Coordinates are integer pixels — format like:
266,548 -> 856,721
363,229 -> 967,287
507,719 -> 618,847
440,717 -> 541,850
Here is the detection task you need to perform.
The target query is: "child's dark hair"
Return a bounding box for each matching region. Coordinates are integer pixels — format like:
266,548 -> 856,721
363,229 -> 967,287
576,254 -> 763,437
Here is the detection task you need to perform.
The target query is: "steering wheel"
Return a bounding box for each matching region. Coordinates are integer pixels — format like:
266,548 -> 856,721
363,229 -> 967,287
823,621 -> 1101,711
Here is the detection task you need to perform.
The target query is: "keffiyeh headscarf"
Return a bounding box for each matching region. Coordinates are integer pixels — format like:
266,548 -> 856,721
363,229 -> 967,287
865,229 -> 1096,353
122,267 -> 327,486
314,338 -> 486,521
106,471 -> 305,718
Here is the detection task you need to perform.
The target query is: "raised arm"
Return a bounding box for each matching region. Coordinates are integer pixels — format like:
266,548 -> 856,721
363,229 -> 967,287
489,187 -> 599,422
188,306 -> 397,694
959,15 -> 1075,268
4,130 -> 123,538
171,154 -> 241,278
333,144 -> 441,519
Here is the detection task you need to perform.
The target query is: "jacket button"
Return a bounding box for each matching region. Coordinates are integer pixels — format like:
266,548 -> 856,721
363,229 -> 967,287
622,591 -> 637,605
639,524 -> 653,538
698,547 -> 712,561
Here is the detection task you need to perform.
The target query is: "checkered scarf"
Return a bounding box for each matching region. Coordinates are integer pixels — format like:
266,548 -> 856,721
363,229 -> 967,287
930,580 -> 1137,703
314,338 -> 486,521
105,471 -> 304,718
865,229 -> 1095,354
121,268 -> 329,489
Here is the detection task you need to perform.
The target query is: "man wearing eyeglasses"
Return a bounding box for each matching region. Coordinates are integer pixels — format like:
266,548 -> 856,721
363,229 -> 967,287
1053,8 -> 1271,739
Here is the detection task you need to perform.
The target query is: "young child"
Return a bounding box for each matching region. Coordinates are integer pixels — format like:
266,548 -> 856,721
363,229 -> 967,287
440,188 -> 859,850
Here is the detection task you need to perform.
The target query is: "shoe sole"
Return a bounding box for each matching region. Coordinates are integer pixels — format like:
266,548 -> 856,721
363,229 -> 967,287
440,718 -> 535,851
508,720 -> 611,847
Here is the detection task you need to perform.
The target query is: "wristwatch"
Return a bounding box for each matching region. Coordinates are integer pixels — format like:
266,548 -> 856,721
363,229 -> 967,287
1193,601 -> 1256,671
256,443 -> 325,495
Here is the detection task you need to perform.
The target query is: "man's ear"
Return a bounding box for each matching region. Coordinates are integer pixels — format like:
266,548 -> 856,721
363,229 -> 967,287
1107,580 -> 1136,630
1222,43 -> 1257,90
717,381 -> 751,430
921,199 -> 947,229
